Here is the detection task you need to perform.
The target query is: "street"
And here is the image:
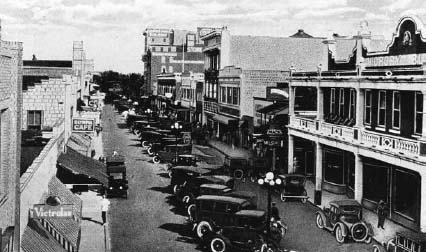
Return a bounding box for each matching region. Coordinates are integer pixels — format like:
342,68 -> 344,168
101,104 -> 376,252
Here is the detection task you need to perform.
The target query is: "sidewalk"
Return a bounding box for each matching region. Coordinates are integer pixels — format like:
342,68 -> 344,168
206,139 -> 252,159
79,132 -> 111,252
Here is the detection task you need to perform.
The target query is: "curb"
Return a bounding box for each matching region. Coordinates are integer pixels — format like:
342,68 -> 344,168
104,223 -> 111,252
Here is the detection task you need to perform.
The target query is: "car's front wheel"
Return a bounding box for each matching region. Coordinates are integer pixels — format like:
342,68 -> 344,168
233,169 -> 244,180
196,221 -> 213,239
187,204 -> 196,221
153,156 -> 161,164
210,235 -> 230,252
315,214 -> 324,229
141,140 -> 150,147
335,225 -> 345,243
147,147 -> 154,156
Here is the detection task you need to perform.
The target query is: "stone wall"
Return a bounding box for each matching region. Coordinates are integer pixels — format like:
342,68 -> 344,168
0,38 -> 23,249
240,70 -> 288,117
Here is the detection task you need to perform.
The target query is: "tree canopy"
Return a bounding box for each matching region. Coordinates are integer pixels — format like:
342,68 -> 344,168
94,70 -> 144,100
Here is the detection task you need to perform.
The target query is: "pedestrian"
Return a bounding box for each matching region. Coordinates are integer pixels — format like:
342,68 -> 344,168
101,194 -> 110,225
95,124 -> 101,136
377,200 -> 387,229
271,202 -> 280,221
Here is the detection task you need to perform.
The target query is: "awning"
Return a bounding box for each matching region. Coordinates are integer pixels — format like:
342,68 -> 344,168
257,102 -> 288,115
66,133 -> 92,156
212,114 -> 238,125
169,103 -> 190,111
57,148 -> 108,185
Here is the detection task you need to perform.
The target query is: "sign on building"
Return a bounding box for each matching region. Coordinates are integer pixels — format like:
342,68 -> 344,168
267,128 -> 284,147
30,204 -> 74,219
72,118 -> 95,132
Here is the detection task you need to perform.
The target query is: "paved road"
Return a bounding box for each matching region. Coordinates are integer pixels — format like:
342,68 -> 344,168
102,105 -> 202,252
101,104 -> 377,252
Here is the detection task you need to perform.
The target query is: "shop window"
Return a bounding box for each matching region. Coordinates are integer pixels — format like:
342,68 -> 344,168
415,92 -> 423,135
232,87 -> 239,105
393,169 -> 419,221
392,91 -> 400,130
324,148 -> 344,184
349,89 -> 356,119
363,161 -> 388,203
339,88 -> 345,116
330,88 -> 336,114
221,87 -> 226,103
27,110 -> 42,130
365,90 -> 372,125
377,90 -> 386,127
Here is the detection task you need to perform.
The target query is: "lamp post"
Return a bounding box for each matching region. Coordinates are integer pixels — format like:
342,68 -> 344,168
171,121 -> 183,163
145,108 -> 152,119
258,172 -> 282,241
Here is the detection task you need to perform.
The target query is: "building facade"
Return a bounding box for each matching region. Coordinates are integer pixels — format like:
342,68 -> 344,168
142,28 -> 216,96
0,20 -> 23,252
288,15 -> 426,232
201,29 -> 327,149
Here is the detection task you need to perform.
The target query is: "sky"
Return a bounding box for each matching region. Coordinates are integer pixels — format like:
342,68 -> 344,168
1,0 -> 426,74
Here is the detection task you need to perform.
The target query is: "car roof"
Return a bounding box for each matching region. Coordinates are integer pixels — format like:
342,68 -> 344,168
235,210 -> 265,217
179,154 -> 196,158
225,191 -> 256,198
397,231 -> 426,243
278,174 -> 306,179
196,195 -> 248,204
330,199 -> 361,207
200,184 -> 229,190
198,175 -> 233,183
171,166 -> 211,174
196,163 -> 223,170
165,144 -> 191,147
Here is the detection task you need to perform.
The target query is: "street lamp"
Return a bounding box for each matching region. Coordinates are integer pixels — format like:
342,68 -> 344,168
145,108 -> 152,119
258,171 -> 282,240
171,121 -> 183,163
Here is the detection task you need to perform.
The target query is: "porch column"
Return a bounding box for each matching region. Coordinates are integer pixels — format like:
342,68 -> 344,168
354,153 -> 363,203
355,86 -> 364,128
420,170 -> 426,232
316,85 -> 324,121
289,86 -> 296,117
315,142 -> 323,205
288,134 -> 294,173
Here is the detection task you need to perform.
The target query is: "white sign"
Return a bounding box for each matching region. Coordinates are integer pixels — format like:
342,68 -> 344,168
365,53 -> 426,67
31,204 -> 74,219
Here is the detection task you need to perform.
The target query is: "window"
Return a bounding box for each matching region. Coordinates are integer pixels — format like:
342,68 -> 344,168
349,89 -> 356,119
163,38 -> 166,42
378,90 -> 386,127
393,169 -> 420,221
168,66 -> 173,73
365,90 -> 372,125
215,202 -> 227,212
330,88 -> 336,114
232,87 -> 239,105
392,91 -> 400,129
161,56 -> 165,63
339,88 -> 345,116
201,201 -> 214,211
161,66 -> 166,73
213,83 -> 217,99
27,110 -> 42,130
227,87 -> 232,104
415,92 -> 423,135
221,87 -> 226,103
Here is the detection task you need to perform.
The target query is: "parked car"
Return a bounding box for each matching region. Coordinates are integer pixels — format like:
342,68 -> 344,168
105,154 -> 128,199
372,231 -> 426,252
277,174 -> 308,203
223,156 -> 250,179
152,144 -> 192,164
189,195 -> 255,238
169,166 -> 212,193
206,209 -> 284,252
315,199 -> 373,243
176,175 -> 234,203
147,137 -> 181,156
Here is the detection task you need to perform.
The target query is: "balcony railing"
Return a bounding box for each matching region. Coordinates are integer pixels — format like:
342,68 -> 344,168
290,116 -> 423,158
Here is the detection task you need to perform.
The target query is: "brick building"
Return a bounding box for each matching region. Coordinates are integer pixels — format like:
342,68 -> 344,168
0,20 -> 23,252
288,15 -> 426,234
201,29 -> 327,150
142,27 -> 217,96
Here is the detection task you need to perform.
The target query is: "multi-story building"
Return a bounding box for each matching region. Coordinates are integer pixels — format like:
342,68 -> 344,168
179,72 -> 204,123
201,28 -> 327,149
288,15 -> 426,233
142,27 -> 217,96
0,19 -> 23,252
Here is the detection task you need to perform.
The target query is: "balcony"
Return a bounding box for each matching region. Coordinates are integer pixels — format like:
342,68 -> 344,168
289,116 -> 424,158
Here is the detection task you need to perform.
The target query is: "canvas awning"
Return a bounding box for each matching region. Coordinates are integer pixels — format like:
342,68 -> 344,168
212,114 -> 238,126
57,148 -> 108,185
257,102 -> 288,115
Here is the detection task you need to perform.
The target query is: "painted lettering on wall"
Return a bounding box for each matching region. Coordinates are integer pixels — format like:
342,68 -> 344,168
365,53 -> 426,67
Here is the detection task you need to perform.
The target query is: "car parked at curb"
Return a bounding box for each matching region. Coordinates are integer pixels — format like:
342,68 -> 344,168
372,231 -> 426,252
315,199 -> 373,244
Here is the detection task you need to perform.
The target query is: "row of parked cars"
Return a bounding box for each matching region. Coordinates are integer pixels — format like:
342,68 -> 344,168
121,105 -> 426,252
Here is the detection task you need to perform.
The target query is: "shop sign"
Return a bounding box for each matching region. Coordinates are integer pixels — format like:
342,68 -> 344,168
365,53 -> 426,68
267,129 -> 283,147
72,118 -> 95,132
30,204 -> 74,219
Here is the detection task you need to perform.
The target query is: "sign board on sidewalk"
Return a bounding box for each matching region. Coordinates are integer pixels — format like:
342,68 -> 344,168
267,129 -> 283,147
72,118 -> 95,132
30,204 -> 74,219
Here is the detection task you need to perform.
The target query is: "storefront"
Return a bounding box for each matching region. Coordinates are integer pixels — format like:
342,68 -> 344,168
362,157 -> 421,230
322,146 -> 355,196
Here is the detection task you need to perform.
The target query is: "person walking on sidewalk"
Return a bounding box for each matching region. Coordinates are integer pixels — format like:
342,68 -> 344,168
101,194 -> 110,225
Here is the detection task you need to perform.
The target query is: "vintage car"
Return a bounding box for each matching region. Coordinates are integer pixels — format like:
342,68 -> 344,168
105,154 -> 128,199
176,175 -> 234,203
126,114 -> 147,129
206,210 -> 282,252
189,195 -> 255,238
315,199 -> 373,243
152,144 -> 192,164
147,137 -> 182,156
139,130 -> 163,147
169,166 -> 212,193
277,174 -> 308,203
223,156 -> 250,179
134,120 -> 160,136
372,231 -> 426,252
